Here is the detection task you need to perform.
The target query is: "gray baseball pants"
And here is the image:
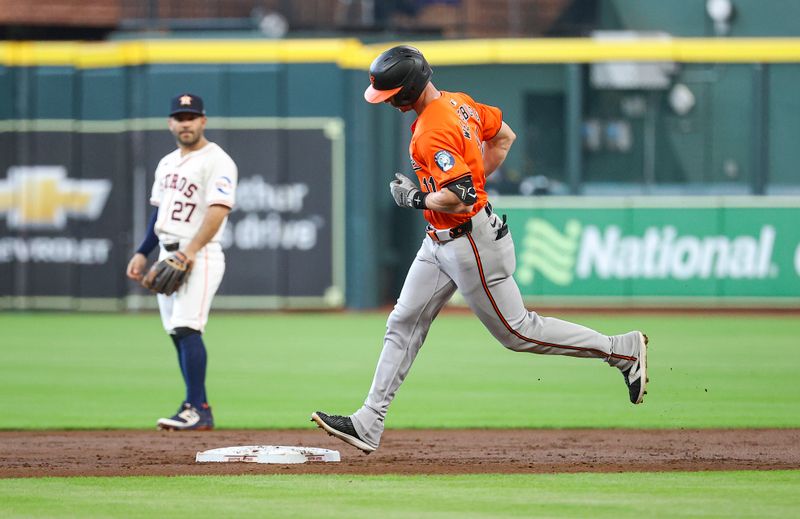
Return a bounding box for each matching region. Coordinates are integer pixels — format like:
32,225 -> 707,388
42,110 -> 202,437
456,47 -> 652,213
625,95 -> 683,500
351,207 -> 642,449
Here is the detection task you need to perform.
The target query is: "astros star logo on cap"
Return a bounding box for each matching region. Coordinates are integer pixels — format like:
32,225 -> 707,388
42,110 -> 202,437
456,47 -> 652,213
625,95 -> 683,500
179,95 -> 193,106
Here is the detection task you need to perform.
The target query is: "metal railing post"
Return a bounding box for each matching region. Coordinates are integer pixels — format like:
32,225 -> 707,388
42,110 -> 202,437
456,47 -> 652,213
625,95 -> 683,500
751,63 -> 769,195
565,63 -> 583,195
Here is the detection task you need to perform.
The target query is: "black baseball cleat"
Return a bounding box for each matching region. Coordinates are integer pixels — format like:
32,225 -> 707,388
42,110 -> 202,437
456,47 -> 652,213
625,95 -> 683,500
622,333 -> 649,404
157,402 -> 214,431
311,411 -> 375,454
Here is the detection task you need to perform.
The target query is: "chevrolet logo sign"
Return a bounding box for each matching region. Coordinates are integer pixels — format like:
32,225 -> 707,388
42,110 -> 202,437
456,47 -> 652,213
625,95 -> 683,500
0,166 -> 111,229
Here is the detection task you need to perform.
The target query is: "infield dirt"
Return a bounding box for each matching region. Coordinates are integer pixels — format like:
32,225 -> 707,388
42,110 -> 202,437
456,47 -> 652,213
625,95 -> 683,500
1,429 -> 799,477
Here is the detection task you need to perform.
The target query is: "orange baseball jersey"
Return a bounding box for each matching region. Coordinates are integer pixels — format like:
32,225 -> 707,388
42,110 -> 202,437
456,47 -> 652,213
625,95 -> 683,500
409,91 -> 503,229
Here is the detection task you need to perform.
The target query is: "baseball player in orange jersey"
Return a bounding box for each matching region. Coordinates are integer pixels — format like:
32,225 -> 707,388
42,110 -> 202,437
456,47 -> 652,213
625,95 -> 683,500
312,46 -> 648,453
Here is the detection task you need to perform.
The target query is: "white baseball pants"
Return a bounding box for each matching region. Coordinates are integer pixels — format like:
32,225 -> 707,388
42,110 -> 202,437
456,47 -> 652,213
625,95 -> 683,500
351,208 -> 642,449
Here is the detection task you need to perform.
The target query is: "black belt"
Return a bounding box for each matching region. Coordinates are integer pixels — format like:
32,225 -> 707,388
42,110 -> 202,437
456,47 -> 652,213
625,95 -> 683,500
163,243 -> 180,252
426,203 -> 492,242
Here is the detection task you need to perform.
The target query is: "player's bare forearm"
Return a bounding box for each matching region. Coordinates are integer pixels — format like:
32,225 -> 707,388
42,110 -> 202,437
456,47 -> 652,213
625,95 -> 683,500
425,189 -> 473,214
183,204 -> 231,259
483,122 -> 516,176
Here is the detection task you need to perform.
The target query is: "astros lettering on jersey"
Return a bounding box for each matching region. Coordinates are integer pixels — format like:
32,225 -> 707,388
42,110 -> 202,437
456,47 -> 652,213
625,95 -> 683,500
151,142 -> 238,243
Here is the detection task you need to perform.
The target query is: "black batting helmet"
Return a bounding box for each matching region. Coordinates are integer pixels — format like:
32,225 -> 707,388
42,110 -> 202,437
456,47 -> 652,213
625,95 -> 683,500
364,45 -> 432,106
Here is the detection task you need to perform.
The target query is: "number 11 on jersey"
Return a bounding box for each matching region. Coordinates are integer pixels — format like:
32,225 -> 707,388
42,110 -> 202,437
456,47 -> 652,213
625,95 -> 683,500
421,176 -> 437,192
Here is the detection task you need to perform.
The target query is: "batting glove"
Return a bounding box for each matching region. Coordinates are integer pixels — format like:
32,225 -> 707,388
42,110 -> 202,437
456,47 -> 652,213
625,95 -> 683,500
389,173 -> 427,209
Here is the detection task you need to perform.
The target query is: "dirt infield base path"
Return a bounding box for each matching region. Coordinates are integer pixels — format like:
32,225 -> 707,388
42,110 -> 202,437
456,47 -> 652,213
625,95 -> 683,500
1,429 -> 798,478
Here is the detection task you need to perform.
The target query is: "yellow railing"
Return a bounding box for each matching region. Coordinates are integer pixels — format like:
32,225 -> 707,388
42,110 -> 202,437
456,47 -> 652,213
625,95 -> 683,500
3,37 -> 800,69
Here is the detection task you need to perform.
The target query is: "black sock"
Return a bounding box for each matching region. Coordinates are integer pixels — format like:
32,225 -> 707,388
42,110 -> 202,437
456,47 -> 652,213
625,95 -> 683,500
169,334 -> 188,390
175,329 -> 208,408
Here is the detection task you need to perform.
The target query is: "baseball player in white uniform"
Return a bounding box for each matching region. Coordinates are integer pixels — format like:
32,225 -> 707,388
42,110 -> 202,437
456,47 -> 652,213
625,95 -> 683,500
126,93 -> 237,431
312,46 -> 648,453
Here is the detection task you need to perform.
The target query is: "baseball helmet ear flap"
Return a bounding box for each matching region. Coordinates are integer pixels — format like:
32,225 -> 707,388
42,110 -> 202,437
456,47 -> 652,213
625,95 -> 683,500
364,45 -> 432,106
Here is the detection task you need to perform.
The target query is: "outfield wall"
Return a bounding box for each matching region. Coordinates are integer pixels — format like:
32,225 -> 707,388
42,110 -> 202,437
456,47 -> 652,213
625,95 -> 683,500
1,38 -> 800,309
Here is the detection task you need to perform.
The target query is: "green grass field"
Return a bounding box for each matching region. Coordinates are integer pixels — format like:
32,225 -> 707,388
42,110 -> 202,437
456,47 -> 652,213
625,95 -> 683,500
1,472 -> 799,518
1,312 -> 798,429
1,311 -> 798,517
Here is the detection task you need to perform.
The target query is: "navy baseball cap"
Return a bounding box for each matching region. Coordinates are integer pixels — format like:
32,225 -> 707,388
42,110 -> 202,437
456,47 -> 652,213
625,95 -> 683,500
170,93 -> 205,116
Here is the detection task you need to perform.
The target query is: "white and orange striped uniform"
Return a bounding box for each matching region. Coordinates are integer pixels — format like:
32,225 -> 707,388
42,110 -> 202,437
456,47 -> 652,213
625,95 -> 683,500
150,142 -> 237,332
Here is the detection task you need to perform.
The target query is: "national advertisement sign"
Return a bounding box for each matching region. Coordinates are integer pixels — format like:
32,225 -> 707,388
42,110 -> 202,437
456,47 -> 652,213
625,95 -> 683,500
495,197 -> 800,305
